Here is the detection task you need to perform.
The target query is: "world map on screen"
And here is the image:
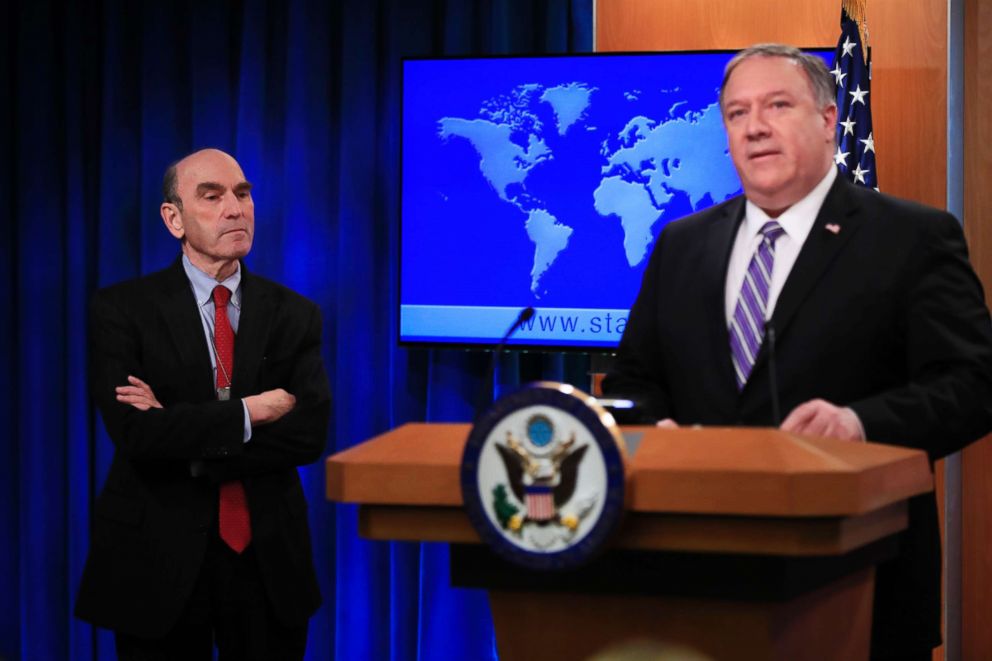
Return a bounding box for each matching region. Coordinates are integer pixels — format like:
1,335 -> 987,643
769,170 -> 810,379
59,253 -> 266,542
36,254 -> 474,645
434,76 -> 740,299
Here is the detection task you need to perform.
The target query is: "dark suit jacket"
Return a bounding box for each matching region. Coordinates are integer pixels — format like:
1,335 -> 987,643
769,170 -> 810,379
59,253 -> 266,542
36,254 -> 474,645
604,174 -> 992,653
75,257 -> 331,639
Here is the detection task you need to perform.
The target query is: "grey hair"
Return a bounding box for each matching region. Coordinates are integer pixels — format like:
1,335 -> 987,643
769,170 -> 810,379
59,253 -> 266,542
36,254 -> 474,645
719,43 -> 836,111
162,160 -> 183,210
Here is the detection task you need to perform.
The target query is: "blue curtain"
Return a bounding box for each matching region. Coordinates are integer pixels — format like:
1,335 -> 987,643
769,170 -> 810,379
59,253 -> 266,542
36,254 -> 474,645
0,0 -> 593,658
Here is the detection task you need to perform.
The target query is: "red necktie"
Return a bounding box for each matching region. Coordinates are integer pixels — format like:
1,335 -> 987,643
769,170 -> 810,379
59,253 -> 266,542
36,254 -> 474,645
213,285 -> 251,553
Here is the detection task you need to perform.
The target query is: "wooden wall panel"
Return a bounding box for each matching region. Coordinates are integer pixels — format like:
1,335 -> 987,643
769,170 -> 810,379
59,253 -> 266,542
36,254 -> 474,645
595,0 -> 947,207
868,0 -> 947,208
962,433 -> 992,658
961,0 -> 992,657
595,1 -> 835,51
963,0 -> 992,298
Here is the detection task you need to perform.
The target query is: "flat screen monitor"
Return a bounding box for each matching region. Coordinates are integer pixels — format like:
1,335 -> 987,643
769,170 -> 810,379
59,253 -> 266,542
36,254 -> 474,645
400,49 -> 833,350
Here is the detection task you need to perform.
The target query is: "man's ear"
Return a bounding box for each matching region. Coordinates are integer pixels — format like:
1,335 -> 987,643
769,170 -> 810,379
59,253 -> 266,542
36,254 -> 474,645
822,103 -> 838,140
160,203 -> 185,239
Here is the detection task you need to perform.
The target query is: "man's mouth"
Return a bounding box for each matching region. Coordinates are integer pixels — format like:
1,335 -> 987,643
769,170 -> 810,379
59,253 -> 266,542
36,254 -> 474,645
748,149 -> 780,161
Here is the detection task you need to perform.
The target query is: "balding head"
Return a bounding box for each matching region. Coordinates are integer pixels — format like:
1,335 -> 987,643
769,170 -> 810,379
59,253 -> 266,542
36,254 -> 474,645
164,149 -> 247,207
159,149 -> 255,280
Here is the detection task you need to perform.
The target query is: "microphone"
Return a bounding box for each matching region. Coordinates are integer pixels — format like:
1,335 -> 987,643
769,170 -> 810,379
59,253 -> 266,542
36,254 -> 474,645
473,307 -> 535,422
505,306 -> 535,339
765,319 -> 782,426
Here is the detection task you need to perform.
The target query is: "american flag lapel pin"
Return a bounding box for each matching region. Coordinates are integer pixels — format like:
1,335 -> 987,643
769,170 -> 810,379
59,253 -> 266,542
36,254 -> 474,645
825,223 -> 841,235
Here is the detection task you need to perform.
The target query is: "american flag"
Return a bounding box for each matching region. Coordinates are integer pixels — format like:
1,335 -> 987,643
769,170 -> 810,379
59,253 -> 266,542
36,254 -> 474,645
831,8 -> 878,190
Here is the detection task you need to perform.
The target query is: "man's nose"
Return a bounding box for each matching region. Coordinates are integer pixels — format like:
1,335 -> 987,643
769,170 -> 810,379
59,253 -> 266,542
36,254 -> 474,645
222,191 -> 243,217
745,109 -> 771,139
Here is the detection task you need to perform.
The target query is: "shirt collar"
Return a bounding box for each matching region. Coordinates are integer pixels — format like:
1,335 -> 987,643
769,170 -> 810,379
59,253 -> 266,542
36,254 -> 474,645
181,254 -> 242,309
743,166 -> 837,243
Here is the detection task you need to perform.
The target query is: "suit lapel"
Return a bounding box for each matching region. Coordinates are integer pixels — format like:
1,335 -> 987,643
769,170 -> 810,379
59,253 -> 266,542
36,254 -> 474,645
701,197 -> 747,399
768,175 -> 863,341
231,264 -> 273,399
159,257 -> 216,401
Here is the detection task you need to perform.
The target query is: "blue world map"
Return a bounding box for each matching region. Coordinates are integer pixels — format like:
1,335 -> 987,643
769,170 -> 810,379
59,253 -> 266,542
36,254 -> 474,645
438,81 -> 740,299
433,76 -> 740,300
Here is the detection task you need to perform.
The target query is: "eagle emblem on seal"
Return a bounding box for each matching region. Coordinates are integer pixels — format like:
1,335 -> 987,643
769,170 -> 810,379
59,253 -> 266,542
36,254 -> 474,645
490,414 -> 598,548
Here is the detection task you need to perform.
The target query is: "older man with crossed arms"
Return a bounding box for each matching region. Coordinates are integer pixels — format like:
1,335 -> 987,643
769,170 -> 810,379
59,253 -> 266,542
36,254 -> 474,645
76,148 -> 330,660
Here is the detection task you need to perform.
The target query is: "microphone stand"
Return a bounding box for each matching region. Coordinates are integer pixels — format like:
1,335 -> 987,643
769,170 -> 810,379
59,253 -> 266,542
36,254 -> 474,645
473,307 -> 535,423
765,320 -> 782,426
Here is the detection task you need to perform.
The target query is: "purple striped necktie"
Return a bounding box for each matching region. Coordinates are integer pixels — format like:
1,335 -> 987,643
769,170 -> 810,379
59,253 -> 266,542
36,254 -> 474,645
729,221 -> 786,390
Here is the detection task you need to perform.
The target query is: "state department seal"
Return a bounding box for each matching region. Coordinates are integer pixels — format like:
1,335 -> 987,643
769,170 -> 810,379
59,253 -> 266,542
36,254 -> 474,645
461,381 -> 627,570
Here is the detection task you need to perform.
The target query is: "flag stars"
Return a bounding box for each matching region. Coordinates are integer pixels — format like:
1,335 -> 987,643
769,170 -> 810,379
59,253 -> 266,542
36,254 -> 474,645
849,85 -> 869,106
860,132 -> 875,153
841,35 -> 858,58
840,117 -> 856,136
830,63 -> 847,87
834,146 -> 850,167
852,163 -> 870,185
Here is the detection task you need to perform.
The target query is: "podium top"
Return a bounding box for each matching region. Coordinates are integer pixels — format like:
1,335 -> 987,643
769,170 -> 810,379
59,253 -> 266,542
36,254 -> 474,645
326,422 -> 932,517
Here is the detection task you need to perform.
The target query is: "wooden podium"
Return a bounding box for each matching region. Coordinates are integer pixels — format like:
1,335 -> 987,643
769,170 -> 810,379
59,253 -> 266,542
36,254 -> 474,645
326,423 -> 932,660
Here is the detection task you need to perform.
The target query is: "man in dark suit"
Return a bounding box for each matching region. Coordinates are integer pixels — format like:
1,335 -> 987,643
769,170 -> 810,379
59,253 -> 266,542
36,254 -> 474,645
604,44 -> 992,659
75,148 -> 331,659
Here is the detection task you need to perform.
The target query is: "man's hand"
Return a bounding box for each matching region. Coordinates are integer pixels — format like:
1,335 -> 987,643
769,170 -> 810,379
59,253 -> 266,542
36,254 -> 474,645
780,399 -> 864,441
116,376 -> 163,411
656,418 -> 679,429
244,388 -> 297,425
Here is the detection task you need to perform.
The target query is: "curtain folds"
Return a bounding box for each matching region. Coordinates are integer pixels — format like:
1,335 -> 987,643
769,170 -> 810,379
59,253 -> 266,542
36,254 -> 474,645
0,1 -> 593,658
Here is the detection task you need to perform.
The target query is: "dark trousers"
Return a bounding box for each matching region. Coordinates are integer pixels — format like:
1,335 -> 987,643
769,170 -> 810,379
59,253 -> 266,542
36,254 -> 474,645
115,532 -> 308,661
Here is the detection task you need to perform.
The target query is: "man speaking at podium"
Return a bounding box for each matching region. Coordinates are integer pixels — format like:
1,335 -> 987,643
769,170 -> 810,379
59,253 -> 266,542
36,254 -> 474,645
603,44 -> 992,659
75,149 -> 331,659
